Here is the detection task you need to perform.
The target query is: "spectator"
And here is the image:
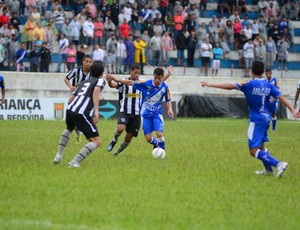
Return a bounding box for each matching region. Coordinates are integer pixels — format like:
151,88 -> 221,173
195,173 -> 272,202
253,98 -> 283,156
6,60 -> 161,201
9,12 -> 20,32
150,6 -> 162,23
98,0 -> 110,22
267,2 -> 277,19
236,0 -> 248,15
287,17 -> 296,52
93,16 -> 104,47
153,19 -> 164,36
258,0 -> 269,13
52,6 -> 65,35
208,21 -> 218,47
119,18 -> 131,39
39,14 -> 48,27
189,4 -> 199,21
161,30 -> 172,67
106,34 -> 118,73
45,23 -> 55,52
233,18 -> 242,52
285,1 -> 298,20
118,7 -> 126,26
15,42 -> 27,72
238,30 -> 248,67
211,42 -> 223,76
258,15 -> 267,42
277,37 -> 289,71
8,0 -> 20,17
66,43 -> 77,71
61,18 -> 72,42
251,18 -> 259,40
22,15 -> 37,50
69,16 -> 81,49
229,10 -> 241,23
115,37 -> 126,74
56,34 -> 69,73
39,41 -> 51,72
6,34 -> 18,71
123,34 -> 134,74
25,0 -> 36,16
278,16 -> 288,36
217,0 -> 229,18
141,29 -> 151,66
0,40 -> 5,70
173,10 -> 184,40
133,35 -> 147,75
76,44 -> 88,67
110,0 -> 120,27
255,39 -> 266,64
28,44 -> 39,72
86,0 -> 97,19
175,29 -> 187,66
104,17 -> 116,44
92,44 -> 106,65
243,38 -> 255,77
72,0 -> 84,16
131,2 -> 139,29
142,17 -> 154,38
150,31 -> 162,66
243,23 -> 253,40
185,13 -> 197,33
33,22 -> 46,42
141,4 -> 151,23
265,36 -> 277,69
281,27 -> 292,46
227,0 -> 236,16
0,22 -> 10,44
0,7 -> 9,27
220,36 -> 230,59
200,0 -> 207,17
201,37 -> 212,76
31,6 -> 40,22
187,30 -> 197,68
173,1 -> 183,17
82,16 -> 94,48
196,22 -> 207,43
224,20 -> 234,50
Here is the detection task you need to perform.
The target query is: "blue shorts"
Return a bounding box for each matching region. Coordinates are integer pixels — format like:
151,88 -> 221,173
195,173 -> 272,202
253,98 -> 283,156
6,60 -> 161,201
247,121 -> 269,149
269,100 -> 278,115
142,113 -> 164,135
177,50 -> 184,59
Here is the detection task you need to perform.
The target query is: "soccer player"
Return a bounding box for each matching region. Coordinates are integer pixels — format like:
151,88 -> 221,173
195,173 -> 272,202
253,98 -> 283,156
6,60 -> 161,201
293,80 -> 300,111
64,55 -> 93,144
200,61 -> 300,178
265,69 -> 279,130
52,63 -> 106,167
107,67 -> 174,153
0,74 -> 6,104
106,64 -> 173,156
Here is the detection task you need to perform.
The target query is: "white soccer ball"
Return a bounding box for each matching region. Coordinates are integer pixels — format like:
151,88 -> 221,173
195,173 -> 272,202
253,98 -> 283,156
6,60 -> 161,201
152,147 -> 166,159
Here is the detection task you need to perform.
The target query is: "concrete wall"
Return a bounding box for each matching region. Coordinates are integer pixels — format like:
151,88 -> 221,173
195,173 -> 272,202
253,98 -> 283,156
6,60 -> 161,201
4,71 -> 299,105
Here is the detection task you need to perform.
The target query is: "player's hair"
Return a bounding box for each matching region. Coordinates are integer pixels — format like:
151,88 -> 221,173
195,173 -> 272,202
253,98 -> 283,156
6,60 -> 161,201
153,67 -> 164,77
90,63 -> 104,78
83,55 -> 92,60
252,61 -> 264,76
265,68 -> 272,73
130,63 -> 141,71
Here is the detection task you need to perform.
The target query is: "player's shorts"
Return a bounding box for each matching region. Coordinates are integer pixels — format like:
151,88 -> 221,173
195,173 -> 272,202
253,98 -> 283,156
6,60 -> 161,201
142,113 -> 164,135
269,99 -> 278,115
247,121 -> 269,149
201,56 -> 210,66
66,110 -> 99,139
117,112 -> 141,137
212,59 -> 221,69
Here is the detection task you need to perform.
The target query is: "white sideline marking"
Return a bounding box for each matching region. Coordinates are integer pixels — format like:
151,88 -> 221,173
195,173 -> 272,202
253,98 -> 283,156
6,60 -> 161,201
176,119 -> 299,124
0,218 -> 104,230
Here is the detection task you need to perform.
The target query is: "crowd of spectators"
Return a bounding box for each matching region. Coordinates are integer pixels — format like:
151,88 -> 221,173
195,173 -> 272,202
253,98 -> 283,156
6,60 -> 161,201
0,0 -> 299,75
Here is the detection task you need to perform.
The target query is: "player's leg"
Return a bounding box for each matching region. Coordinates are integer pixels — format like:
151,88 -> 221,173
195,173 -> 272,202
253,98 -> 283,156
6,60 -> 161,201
270,101 -> 278,131
75,127 -> 82,144
53,111 -> 75,164
107,113 -> 128,151
113,115 -> 140,156
68,114 -> 101,167
248,122 -> 288,177
153,114 -> 165,150
143,116 -> 158,148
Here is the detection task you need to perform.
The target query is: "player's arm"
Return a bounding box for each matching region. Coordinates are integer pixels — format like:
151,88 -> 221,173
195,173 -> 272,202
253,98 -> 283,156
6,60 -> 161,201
166,101 -> 174,118
92,86 -> 101,124
278,95 -> 300,119
162,65 -> 173,82
294,88 -> 300,109
64,77 -> 76,91
105,74 -> 119,88
67,94 -> 75,105
1,87 -> 5,104
106,74 -> 134,85
200,81 -> 238,90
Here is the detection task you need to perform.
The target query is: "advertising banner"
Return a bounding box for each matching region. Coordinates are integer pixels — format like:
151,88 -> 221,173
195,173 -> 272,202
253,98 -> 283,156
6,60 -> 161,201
0,98 -> 176,120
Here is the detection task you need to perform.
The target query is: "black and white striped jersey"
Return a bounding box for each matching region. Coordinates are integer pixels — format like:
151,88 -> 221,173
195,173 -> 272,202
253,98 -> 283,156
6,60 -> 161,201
67,77 -> 106,116
66,66 -> 90,87
117,78 -> 142,115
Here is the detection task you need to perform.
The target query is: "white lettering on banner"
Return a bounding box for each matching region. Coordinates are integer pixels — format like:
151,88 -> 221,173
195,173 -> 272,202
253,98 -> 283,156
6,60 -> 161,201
6,115 -> 45,120
0,99 -> 41,110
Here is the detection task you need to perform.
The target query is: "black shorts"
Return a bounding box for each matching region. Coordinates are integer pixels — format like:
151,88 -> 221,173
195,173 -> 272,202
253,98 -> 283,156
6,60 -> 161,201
66,110 -> 99,139
117,112 -> 141,137
201,56 -> 210,66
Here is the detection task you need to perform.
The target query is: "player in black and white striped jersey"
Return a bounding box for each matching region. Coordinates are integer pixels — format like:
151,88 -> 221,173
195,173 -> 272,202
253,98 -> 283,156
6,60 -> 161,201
106,64 -> 173,156
53,62 -> 106,167
64,55 -> 93,144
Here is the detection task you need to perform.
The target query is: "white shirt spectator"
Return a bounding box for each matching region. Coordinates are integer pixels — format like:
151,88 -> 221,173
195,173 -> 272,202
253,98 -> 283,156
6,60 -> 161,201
116,42 -> 127,58
251,22 -> 259,35
70,18 -> 81,39
83,20 -> 94,38
58,38 -> 69,54
243,27 -> 253,40
243,42 -> 255,59
93,47 -> 106,62
150,35 -> 161,51
201,42 -> 212,57
124,6 -> 132,22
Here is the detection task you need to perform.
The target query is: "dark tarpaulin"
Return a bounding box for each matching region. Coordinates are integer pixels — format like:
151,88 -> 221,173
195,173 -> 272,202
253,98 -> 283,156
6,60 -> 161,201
177,94 -> 287,119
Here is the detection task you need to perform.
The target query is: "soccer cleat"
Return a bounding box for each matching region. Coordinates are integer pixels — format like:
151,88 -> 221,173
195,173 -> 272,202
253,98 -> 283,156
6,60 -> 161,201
52,153 -> 62,164
255,170 -> 274,176
68,161 -> 80,168
107,140 -> 116,152
276,162 -> 288,178
113,152 -> 119,157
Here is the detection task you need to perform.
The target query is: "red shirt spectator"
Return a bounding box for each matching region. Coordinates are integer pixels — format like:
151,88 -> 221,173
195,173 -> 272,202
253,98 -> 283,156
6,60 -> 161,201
119,19 -> 130,39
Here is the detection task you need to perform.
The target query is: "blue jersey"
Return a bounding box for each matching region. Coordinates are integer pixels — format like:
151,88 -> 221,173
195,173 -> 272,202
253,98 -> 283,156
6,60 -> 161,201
133,79 -> 171,118
267,77 -> 279,98
0,75 -> 5,90
235,78 -> 281,123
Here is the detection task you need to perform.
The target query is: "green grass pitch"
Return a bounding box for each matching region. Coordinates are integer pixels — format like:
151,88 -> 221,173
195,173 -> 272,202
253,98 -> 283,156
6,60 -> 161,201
1,118 -> 300,230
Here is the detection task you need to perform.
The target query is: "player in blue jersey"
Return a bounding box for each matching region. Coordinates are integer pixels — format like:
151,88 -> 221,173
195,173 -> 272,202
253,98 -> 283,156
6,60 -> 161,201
107,67 -> 174,152
0,75 -> 5,104
201,61 -> 300,178
265,69 -> 279,130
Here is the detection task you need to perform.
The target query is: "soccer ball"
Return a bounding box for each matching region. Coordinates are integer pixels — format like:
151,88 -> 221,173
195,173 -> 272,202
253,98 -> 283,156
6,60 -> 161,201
152,147 -> 166,159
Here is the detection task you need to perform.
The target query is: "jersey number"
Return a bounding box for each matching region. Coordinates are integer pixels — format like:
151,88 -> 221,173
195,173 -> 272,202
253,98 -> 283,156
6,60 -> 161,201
78,83 -> 90,96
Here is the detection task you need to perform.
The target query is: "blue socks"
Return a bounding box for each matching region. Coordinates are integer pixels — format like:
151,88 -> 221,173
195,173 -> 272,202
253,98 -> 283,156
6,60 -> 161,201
157,137 -> 165,150
150,136 -> 158,148
255,150 -> 279,168
272,117 -> 277,131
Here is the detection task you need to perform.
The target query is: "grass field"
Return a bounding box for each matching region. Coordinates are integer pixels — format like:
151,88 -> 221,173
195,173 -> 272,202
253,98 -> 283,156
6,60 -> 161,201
1,118 -> 300,230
